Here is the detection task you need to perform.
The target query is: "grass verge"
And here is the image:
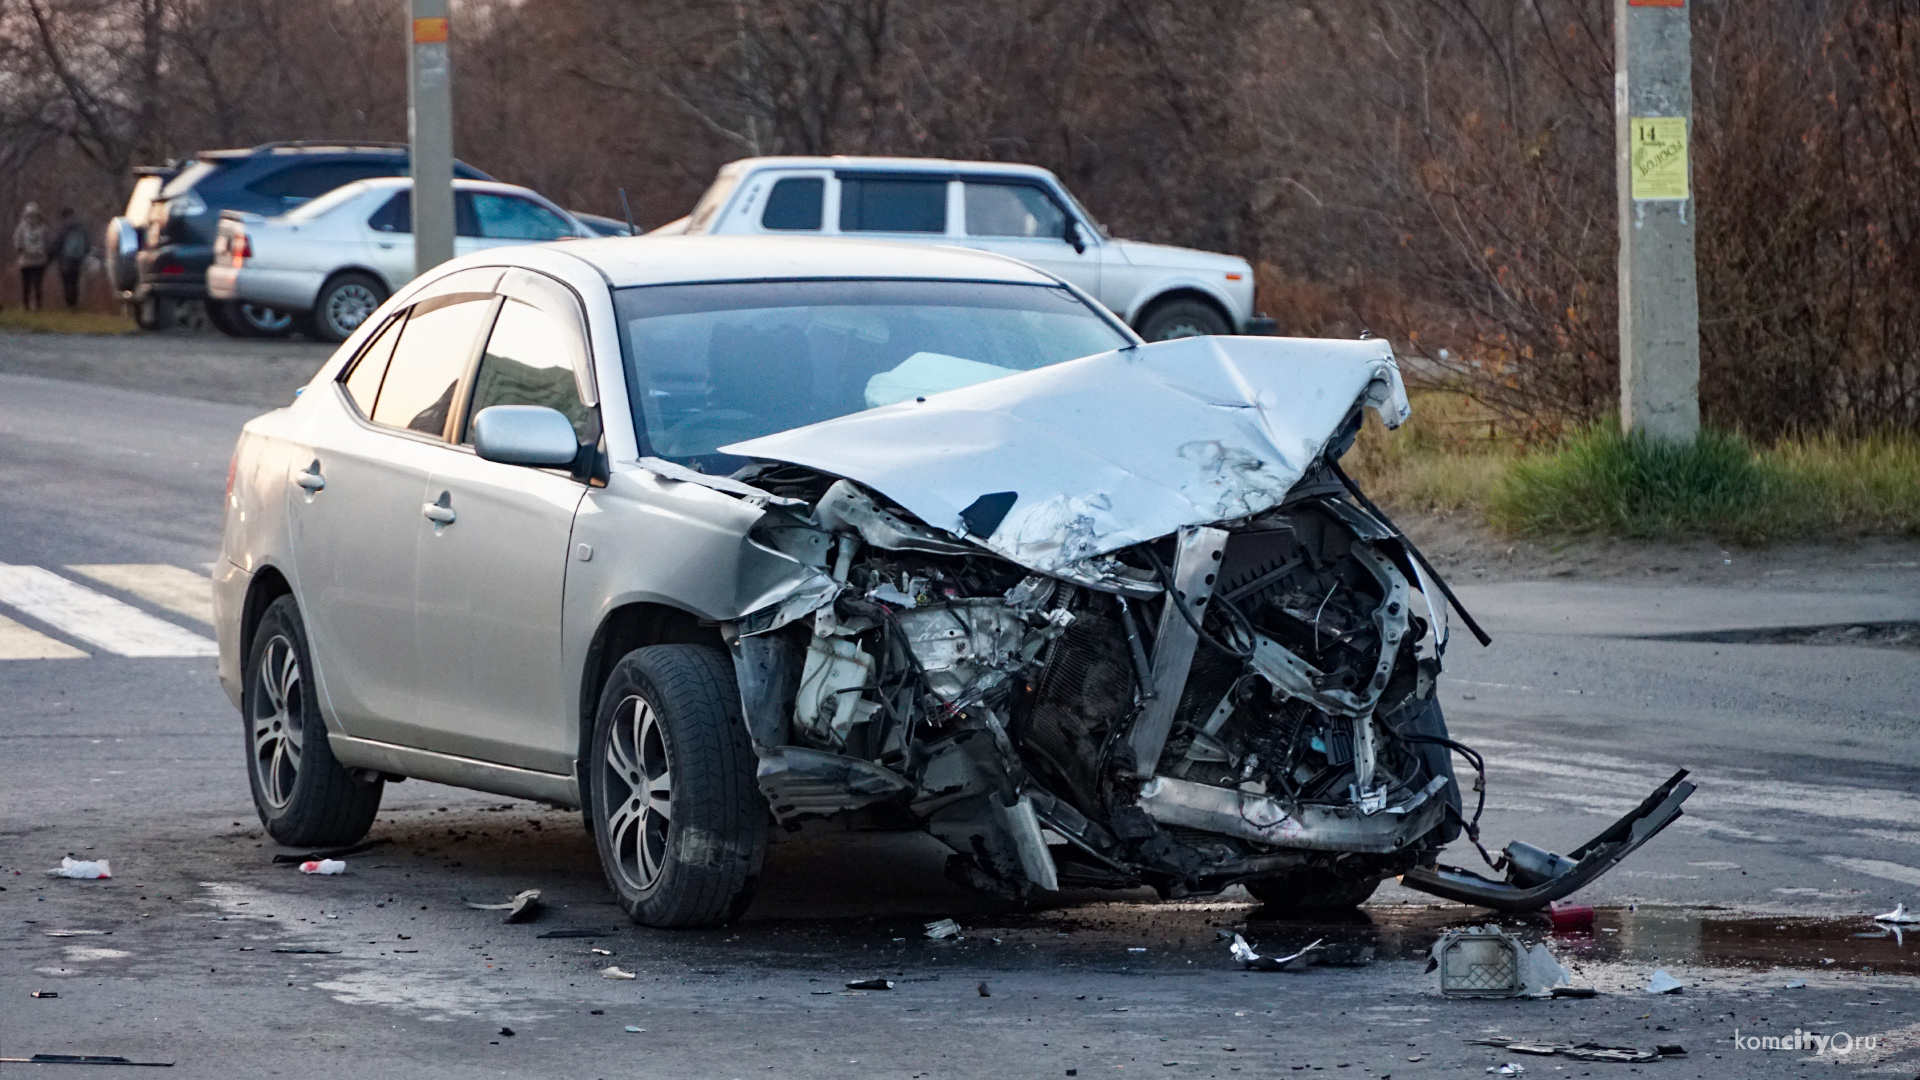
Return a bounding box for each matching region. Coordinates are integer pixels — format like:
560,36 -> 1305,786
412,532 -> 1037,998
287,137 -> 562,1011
0,309 -> 138,335
1348,393 -> 1920,541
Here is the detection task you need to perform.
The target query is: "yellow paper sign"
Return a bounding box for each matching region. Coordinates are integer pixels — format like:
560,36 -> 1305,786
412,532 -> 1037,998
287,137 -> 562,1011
1630,117 -> 1689,200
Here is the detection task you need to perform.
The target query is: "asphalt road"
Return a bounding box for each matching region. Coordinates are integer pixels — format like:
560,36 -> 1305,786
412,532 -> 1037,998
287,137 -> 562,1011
2,332 -> 1918,1078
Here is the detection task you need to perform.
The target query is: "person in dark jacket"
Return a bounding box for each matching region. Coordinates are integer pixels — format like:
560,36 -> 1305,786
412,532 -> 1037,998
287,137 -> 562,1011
53,207 -> 88,309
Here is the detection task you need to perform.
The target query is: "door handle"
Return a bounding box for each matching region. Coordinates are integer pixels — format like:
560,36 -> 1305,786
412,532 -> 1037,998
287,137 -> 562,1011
294,462 -> 325,492
422,492 -> 457,525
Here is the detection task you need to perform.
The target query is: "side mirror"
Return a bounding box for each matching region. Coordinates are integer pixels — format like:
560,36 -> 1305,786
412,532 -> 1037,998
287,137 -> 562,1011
1063,218 -> 1086,254
471,405 -> 580,467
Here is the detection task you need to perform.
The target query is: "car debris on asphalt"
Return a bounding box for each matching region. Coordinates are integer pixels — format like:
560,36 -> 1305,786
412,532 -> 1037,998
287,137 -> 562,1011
1487,1064 -> 1525,1076
1876,903 -> 1918,924
42,930 -> 110,937
46,857 -> 111,880
465,888 -> 542,923
297,859 -> 346,875
845,978 -> 894,990
1784,979 -> 1808,989
29,991 -> 58,999
1226,933 -> 1323,972
538,928 -> 619,939
0,1054 -> 174,1067
1646,968 -> 1684,994
601,965 -> 638,980
1472,1036 -> 1683,1063
1429,926 -> 1568,997
924,919 -> 961,940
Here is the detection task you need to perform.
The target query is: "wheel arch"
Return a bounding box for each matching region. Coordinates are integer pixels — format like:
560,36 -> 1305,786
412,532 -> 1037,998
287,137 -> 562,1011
1130,287 -> 1236,335
239,563 -> 295,676
575,602 -> 728,802
317,265 -> 395,305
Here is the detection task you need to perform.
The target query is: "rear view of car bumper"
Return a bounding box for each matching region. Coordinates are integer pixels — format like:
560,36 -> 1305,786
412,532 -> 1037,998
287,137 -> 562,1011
207,266 -> 323,312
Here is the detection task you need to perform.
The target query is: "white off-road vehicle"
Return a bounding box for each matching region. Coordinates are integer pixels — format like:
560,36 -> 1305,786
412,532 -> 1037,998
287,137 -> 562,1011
658,157 -> 1276,341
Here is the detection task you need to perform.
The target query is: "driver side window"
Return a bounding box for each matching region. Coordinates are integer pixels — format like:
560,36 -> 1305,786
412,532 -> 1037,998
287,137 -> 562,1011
964,182 -> 1068,239
463,298 -> 594,444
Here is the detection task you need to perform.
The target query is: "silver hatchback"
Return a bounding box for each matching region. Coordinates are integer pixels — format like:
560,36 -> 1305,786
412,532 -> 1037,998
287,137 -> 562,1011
216,236 -> 1692,926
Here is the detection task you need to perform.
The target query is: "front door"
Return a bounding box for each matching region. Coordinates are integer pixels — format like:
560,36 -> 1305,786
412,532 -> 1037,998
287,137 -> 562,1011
412,273 -> 595,774
290,290 -> 500,747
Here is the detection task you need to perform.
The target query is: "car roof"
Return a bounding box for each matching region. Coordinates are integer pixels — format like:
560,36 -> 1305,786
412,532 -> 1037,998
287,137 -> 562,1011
343,177 -> 548,197
720,156 -> 1060,182
558,235 -> 1062,289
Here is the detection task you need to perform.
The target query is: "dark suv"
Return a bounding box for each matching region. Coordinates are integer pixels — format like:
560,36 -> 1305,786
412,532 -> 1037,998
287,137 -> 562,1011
120,142 -> 490,336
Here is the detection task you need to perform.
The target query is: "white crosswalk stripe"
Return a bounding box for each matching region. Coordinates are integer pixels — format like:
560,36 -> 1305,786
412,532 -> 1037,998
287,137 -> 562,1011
67,563 -> 214,625
0,563 -> 216,658
0,610 -> 88,660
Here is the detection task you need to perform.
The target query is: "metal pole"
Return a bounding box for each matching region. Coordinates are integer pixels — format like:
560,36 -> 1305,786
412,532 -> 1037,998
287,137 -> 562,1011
408,0 -> 455,278
1615,0 -> 1699,443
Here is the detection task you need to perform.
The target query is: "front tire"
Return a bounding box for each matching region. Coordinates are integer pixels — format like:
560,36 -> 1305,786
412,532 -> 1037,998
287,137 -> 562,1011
588,645 -> 765,927
1243,868 -> 1383,914
1137,297 -> 1232,341
307,273 -> 386,343
243,595 -> 383,847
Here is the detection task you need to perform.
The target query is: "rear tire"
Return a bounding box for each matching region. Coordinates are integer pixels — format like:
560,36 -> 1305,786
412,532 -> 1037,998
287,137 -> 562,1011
1137,298 -> 1231,341
243,595 -> 383,848
211,300 -> 295,338
307,273 -> 386,343
1243,868 -> 1382,914
588,644 -> 765,927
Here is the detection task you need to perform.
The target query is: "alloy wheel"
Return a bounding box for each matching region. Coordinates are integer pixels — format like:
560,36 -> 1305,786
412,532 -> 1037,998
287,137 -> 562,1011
600,694 -> 674,892
324,284 -> 380,337
250,633 -> 304,809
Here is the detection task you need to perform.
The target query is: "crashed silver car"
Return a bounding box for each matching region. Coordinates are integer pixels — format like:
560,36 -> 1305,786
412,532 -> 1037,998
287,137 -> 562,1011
215,236 -> 1692,926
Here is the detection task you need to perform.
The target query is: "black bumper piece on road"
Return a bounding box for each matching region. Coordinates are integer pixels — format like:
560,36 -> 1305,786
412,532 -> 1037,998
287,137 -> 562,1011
1400,769 -> 1695,912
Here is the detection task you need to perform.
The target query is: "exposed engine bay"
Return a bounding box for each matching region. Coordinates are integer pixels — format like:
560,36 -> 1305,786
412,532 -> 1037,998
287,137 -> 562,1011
707,337 -> 1693,911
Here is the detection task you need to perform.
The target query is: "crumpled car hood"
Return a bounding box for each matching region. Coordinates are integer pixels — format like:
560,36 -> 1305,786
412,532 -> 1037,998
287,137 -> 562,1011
724,335 -> 1410,573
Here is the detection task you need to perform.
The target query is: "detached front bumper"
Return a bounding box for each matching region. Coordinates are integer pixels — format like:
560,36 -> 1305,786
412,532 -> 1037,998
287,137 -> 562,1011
1401,770 -> 1695,912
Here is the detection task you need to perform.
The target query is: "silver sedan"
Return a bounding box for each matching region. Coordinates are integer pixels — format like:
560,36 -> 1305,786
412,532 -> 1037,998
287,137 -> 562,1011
216,236 -> 1691,926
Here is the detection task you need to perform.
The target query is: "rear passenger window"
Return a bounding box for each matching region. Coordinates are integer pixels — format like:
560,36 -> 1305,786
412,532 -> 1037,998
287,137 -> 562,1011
369,192 -> 410,233
340,315 -> 405,415
369,298 -> 498,437
469,194 -> 574,240
464,300 -> 592,443
838,178 -> 946,233
761,178 -> 824,231
249,162 -> 398,201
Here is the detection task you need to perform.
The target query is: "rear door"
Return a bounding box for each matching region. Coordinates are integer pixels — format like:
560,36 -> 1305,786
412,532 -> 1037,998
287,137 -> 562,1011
410,268 -> 594,773
362,190 -> 492,292
285,281 -> 500,743
956,179 -> 1101,296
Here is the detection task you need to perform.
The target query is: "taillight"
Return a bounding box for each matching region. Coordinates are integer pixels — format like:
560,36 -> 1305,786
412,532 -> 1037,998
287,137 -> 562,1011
229,229 -> 250,266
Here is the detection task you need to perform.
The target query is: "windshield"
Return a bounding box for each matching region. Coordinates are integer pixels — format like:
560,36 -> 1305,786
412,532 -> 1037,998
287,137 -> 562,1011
616,279 -> 1131,467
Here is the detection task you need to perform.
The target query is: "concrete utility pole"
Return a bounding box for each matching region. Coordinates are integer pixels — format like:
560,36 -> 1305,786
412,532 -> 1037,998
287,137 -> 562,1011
1615,0 -> 1699,443
408,0 -> 455,278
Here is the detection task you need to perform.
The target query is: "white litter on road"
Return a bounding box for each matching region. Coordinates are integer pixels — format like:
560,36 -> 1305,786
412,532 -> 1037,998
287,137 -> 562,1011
298,859 -> 346,875
46,857 -> 111,879
1876,903 -> 1919,924
601,966 -> 637,980
1647,968 -> 1684,994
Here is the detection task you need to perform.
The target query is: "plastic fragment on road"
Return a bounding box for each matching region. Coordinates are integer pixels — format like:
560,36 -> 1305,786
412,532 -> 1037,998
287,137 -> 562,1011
1473,1037 -> 1670,1064
43,929 -> 110,937
977,982 -> 991,997
498,1027 -> 514,1037
1876,903 -> 1919,924
46,857 -> 111,880
30,991 -> 58,999
624,1025 -> 643,1033
0,1054 -> 175,1067
1487,1065 -> 1525,1077
1647,968 -> 1683,994
846,978 -> 894,990
1547,901 -> 1595,931
1430,926 -> 1566,997
1784,979 -> 1808,989
466,888 -> 542,923
1548,986 -> 1598,998
924,918 -> 961,939
1228,933 -> 1323,972
298,859 -> 346,875
601,965 -> 637,980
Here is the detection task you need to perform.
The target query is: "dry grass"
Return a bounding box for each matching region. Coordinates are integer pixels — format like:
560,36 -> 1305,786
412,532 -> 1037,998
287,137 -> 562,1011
0,309 -> 137,335
1349,393 -> 1920,542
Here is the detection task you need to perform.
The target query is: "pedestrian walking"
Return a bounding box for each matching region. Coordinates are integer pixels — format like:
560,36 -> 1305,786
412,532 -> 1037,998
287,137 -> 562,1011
53,207 -> 89,309
14,202 -> 50,311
